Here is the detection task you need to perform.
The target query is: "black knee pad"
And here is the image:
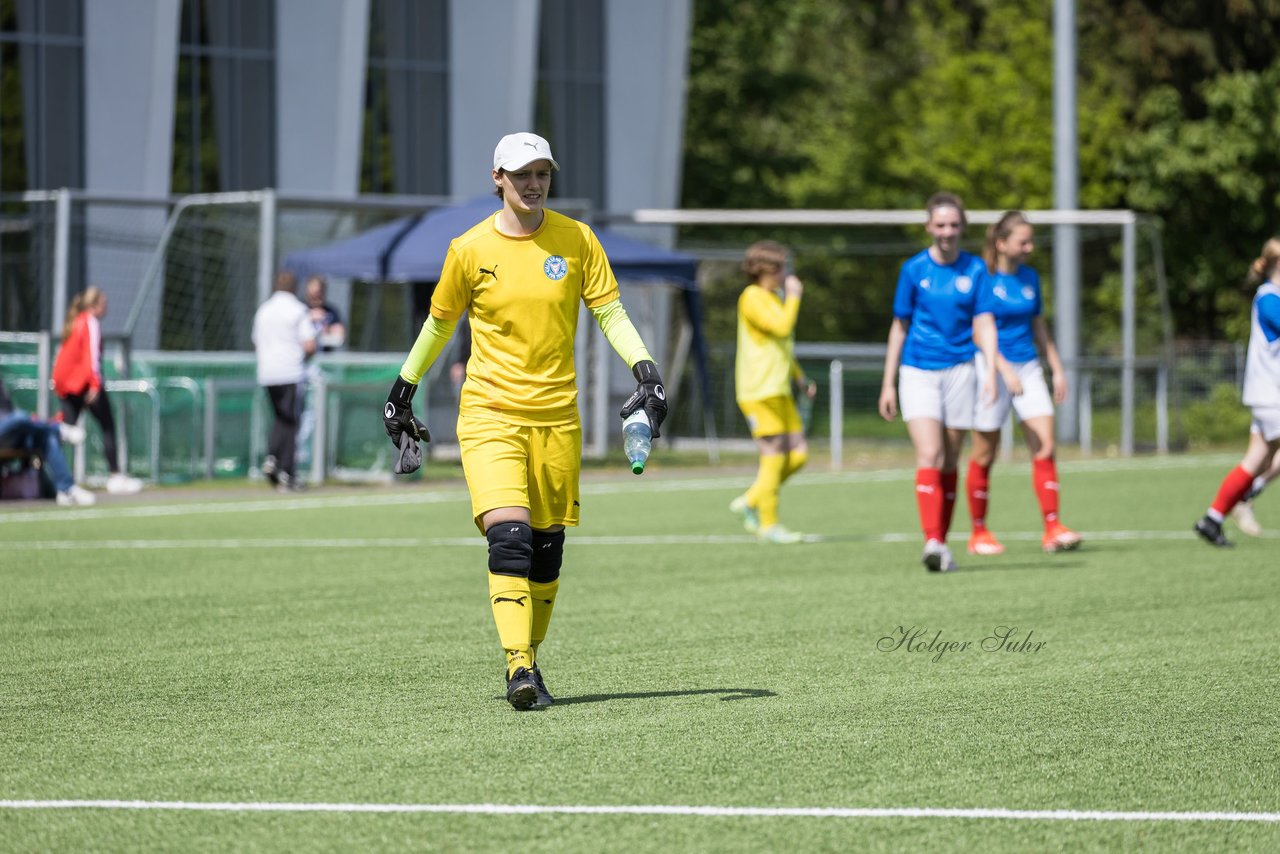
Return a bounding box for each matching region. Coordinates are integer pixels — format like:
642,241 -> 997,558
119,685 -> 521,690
529,529 -> 565,583
486,521 -> 533,577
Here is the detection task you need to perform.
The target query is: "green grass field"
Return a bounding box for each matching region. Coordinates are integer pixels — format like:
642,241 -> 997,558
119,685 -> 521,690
3,454 -> 1279,852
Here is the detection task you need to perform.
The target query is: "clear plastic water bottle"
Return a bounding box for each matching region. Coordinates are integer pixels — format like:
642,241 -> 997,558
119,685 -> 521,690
622,411 -> 652,475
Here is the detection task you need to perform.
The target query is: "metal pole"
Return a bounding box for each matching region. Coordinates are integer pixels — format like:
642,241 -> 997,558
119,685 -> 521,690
36,331 -> 50,419
148,382 -> 160,483
829,360 -> 843,471
311,375 -> 327,486
204,380 -> 217,479
1156,363 -> 1168,454
51,189 -> 71,339
258,189 -> 277,306
1078,371 -> 1092,456
1054,0 -> 1081,443
250,386 -> 264,478
1121,218 -> 1136,456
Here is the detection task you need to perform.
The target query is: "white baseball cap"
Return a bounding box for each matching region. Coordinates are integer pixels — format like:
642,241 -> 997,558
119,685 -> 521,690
493,132 -> 560,172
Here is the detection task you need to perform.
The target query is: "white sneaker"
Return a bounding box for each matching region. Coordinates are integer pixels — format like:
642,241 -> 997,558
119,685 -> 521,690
56,485 -> 96,506
58,422 -> 87,445
106,473 -> 143,495
922,539 -> 958,572
757,524 -> 804,544
1231,501 -> 1262,537
729,494 -> 760,534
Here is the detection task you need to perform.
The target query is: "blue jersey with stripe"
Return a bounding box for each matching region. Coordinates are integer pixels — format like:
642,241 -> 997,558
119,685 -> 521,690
893,249 -> 994,369
1243,284 -> 1280,408
1259,292 -> 1280,343
987,266 -> 1042,363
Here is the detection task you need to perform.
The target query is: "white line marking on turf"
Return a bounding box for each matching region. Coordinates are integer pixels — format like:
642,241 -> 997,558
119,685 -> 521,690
0,488 -> 471,525
0,800 -> 1277,823
0,453 -> 1242,526
4,529 -> 1275,551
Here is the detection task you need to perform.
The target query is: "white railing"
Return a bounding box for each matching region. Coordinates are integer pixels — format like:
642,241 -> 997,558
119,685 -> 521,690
803,343 -> 1171,470
0,331 -> 52,418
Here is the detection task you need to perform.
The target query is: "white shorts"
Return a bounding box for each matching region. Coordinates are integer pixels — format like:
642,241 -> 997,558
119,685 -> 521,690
899,362 -> 977,429
973,354 -> 1055,432
1251,407 -> 1280,441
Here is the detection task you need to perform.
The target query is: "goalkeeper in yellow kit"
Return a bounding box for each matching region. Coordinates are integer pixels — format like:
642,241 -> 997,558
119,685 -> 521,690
730,240 -> 815,543
382,133 -> 667,711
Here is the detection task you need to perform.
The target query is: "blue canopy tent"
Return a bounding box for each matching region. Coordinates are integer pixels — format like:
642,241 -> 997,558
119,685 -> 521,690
283,196 -> 715,450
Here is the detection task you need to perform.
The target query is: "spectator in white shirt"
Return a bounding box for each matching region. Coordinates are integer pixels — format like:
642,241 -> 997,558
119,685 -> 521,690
252,271 -> 317,491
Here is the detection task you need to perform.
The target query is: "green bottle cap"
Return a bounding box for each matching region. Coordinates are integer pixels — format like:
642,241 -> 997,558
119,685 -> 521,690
631,460 -> 645,475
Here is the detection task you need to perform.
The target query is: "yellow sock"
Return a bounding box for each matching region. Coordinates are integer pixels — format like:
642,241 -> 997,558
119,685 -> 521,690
755,453 -> 786,529
781,447 -> 809,483
529,579 -> 560,665
488,573 -> 532,676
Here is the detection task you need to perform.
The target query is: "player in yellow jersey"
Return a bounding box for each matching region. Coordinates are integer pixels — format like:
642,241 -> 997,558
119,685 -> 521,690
381,132 -> 668,710
729,240 -> 816,543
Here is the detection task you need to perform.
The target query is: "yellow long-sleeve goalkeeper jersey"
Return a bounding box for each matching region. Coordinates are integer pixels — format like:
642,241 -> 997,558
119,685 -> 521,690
423,209 -> 621,425
735,284 -> 801,403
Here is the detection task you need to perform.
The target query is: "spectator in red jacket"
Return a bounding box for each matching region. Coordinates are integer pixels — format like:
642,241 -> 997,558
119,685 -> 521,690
52,287 -> 143,495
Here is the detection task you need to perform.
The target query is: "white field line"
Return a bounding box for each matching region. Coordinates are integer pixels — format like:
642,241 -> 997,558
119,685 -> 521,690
0,452 -> 1242,527
4,528 -> 1276,551
0,800 -> 1277,823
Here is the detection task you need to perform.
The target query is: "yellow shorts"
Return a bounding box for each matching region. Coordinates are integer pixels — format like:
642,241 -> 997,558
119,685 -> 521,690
738,395 -> 802,438
458,413 -> 582,533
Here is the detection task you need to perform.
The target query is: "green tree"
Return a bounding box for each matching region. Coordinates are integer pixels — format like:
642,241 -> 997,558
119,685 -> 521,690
1119,63 -> 1280,339
684,0 -> 858,209
682,0 -> 1280,343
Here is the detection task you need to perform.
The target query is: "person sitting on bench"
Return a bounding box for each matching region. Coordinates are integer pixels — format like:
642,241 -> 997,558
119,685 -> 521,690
0,375 -> 95,506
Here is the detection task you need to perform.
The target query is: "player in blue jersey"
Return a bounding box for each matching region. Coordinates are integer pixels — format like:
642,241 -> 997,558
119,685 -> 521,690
966,211 -> 1083,556
1195,237 -> 1280,547
878,192 -> 1011,572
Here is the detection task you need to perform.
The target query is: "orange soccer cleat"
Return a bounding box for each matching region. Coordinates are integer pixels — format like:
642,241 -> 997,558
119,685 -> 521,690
1042,522 -> 1084,553
967,529 -> 1006,556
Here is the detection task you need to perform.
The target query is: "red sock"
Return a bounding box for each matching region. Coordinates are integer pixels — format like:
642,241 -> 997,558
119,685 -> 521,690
940,470 -> 958,538
1032,457 -> 1060,525
967,460 -> 990,531
1211,466 -> 1257,517
915,467 -> 944,543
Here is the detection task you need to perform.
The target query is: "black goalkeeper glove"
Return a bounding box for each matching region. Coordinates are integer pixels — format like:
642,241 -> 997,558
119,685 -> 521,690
383,376 -> 430,473
619,360 -> 668,438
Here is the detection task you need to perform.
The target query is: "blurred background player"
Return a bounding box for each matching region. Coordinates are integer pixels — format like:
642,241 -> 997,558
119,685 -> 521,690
296,275 -> 346,468
253,270 -> 317,491
877,192 -> 1009,572
967,212 -> 1083,555
381,132 -> 667,711
305,275 -> 346,352
51,286 -> 143,495
729,240 -> 816,543
1194,237 -> 1280,547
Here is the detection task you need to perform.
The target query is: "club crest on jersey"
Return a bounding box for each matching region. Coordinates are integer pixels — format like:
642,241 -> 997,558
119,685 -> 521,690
956,276 -> 973,294
993,284 -> 1007,300
1022,285 -> 1036,300
543,255 -> 568,281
